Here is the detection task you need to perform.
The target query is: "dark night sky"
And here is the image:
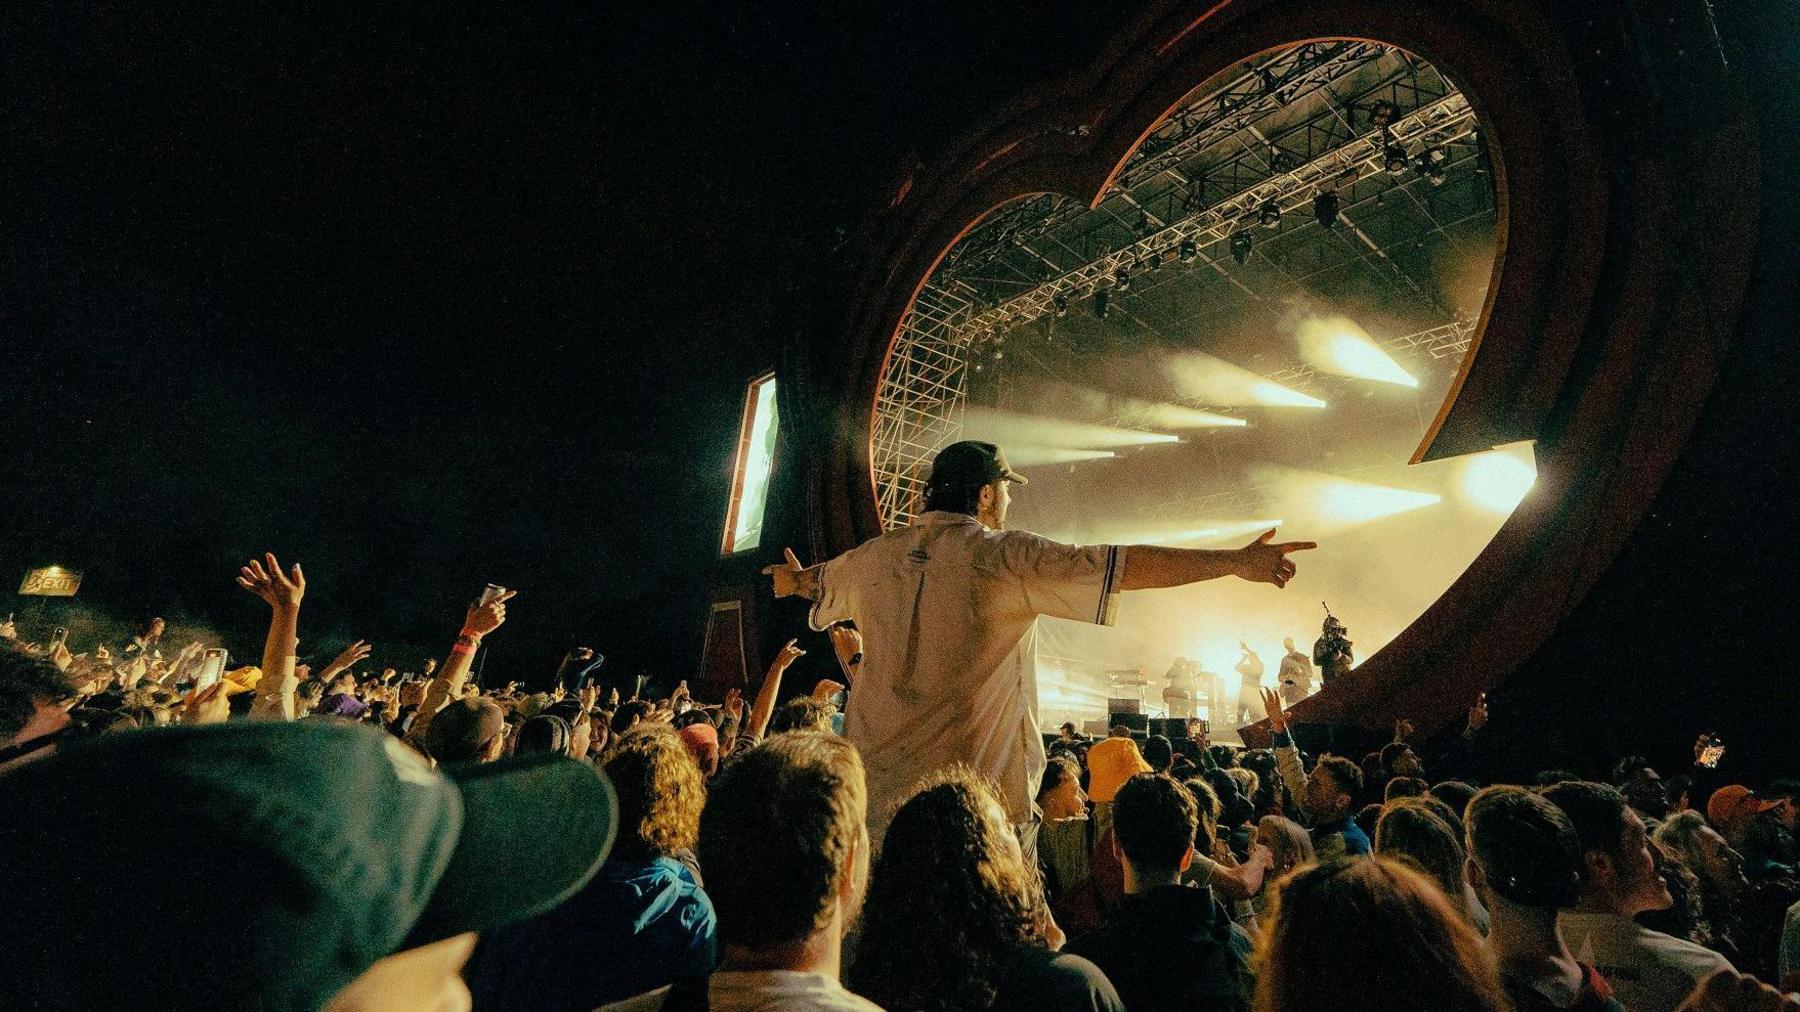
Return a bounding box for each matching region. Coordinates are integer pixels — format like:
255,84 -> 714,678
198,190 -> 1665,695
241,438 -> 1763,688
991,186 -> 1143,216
2,4 -> 1142,679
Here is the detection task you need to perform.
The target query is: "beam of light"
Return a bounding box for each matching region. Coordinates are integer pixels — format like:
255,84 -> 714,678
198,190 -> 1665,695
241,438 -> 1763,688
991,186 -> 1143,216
1314,477 -> 1442,523
1165,351 -> 1326,408
1006,447 -> 1119,467
1113,401 -> 1249,429
1460,443 -> 1537,514
962,407 -> 1178,450
1296,315 -> 1418,387
1123,518 -> 1283,546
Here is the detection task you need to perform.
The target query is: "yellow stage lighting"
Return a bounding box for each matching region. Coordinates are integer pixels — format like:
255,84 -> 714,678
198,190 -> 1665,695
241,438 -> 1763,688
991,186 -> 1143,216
962,408 -> 1178,450
1461,445 -> 1537,513
1316,477 -> 1441,523
1006,447 -> 1119,467
1297,315 -> 1419,387
1165,353 -> 1327,409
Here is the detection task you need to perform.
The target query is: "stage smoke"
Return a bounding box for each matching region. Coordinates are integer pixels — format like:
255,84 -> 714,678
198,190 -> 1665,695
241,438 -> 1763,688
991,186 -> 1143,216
1296,315 -> 1419,387
962,407 -> 1179,451
1164,352 -> 1327,409
1007,447 -> 1119,467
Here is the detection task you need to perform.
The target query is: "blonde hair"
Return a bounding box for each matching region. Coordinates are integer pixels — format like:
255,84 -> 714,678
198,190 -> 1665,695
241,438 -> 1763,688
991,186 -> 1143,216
1256,815 -> 1315,876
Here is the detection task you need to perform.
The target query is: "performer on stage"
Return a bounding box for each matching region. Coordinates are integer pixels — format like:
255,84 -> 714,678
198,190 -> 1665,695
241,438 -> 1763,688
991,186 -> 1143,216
1161,656 -> 1199,719
1278,636 -> 1314,705
763,440 -> 1315,851
1234,641 -> 1264,725
1314,611 -> 1354,685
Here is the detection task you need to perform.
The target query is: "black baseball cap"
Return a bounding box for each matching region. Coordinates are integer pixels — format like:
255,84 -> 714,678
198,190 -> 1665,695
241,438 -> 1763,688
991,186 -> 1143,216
928,440 -> 1028,488
0,720 -> 616,1011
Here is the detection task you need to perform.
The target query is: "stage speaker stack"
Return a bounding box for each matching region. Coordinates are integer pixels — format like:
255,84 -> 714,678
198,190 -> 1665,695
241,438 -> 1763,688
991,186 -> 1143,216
1107,711 -> 1149,733
1149,717 -> 1191,740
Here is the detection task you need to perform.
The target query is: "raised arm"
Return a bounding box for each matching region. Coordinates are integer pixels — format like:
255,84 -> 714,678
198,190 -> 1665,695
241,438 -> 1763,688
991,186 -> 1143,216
1120,529 -> 1315,591
746,638 -> 805,741
405,590 -> 516,749
238,553 -> 306,722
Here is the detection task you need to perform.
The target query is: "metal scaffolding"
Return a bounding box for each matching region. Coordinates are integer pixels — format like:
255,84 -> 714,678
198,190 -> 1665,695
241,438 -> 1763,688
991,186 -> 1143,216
870,42 -> 1488,532
870,284 -> 975,529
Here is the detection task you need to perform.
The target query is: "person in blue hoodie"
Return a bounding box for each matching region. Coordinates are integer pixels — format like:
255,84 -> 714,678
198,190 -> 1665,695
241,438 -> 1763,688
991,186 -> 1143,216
469,724 -> 717,1011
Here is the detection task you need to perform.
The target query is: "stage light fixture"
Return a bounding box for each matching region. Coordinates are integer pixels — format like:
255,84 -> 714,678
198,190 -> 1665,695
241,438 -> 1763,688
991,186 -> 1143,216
1053,294 -> 1069,318
1177,239 -> 1198,263
1115,267 -> 1132,293
1313,190 -> 1340,230
1461,446 -> 1536,514
1368,99 -> 1399,130
1419,146 -> 1449,186
1384,140 -> 1410,175
1230,230 -> 1254,265
1093,289 -> 1110,320
1259,200 -> 1281,230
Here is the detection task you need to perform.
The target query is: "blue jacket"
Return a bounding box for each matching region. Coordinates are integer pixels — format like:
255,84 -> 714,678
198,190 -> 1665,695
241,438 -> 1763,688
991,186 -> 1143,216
468,855 -> 718,1012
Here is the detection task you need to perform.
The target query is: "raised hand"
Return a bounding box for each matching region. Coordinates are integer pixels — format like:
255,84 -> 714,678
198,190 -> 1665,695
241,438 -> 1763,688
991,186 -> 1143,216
1234,529 -> 1315,589
323,639 -> 372,676
812,678 -> 845,702
1465,693 -> 1488,733
828,623 -> 863,664
580,682 -> 599,710
774,638 -> 806,669
237,553 -> 306,610
460,589 -> 517,639
182,682 -> 232,726
723,687 -> 744,721
607,686 -> 620,707
1260,686 -> 1288,732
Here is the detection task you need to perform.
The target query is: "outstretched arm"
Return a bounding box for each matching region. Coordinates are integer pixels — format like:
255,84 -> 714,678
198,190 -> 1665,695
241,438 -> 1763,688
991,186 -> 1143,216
239,553 -> 305,722
747,639 -> 805,741
762,548 -> 822,601
406,591 -> 516,748
1121,529 -> 1315,591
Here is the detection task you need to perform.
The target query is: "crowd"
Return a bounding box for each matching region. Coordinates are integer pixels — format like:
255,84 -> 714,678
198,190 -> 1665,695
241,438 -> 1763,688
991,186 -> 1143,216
2,548 -> 1798,1010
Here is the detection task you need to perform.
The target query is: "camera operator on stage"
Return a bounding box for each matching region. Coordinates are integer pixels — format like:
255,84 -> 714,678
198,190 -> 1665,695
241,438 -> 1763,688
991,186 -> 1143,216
1314,611 -> 1354,686
763,440 -> 1315,857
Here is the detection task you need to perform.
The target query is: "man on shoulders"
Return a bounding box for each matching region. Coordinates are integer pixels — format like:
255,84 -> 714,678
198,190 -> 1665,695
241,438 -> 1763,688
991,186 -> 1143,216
1260,687 -> 1368,858
1544,781 -> 1733,1012
765,439 -> 1314,848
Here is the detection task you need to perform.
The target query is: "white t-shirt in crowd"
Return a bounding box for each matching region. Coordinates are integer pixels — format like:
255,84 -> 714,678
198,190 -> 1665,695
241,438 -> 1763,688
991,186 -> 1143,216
601,970 -> 882,1011
809,511 -> 1126,837
1558,910 -> 1733,1012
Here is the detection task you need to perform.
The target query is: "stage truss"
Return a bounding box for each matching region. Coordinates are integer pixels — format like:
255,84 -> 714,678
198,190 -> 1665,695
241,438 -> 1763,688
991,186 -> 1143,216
872,42 -> 1487,530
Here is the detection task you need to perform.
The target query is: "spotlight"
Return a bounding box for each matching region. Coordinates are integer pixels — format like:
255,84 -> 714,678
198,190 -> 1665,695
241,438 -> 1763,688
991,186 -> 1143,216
1419,146 -> 1449,186
1115,267 -> 1132,293
1384,140 -> 1410,175
1268,148 -> 1294,174
1229,230 -> 1253,266
1368,100 -> 1399,130
1259,200 -> 1281,230
1094,289 -> 1110,320
1177,239 -> 1198,263
1053,294 -> 1069,318
1145,251 -> 1163,272
1312,190 -> 1340,230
